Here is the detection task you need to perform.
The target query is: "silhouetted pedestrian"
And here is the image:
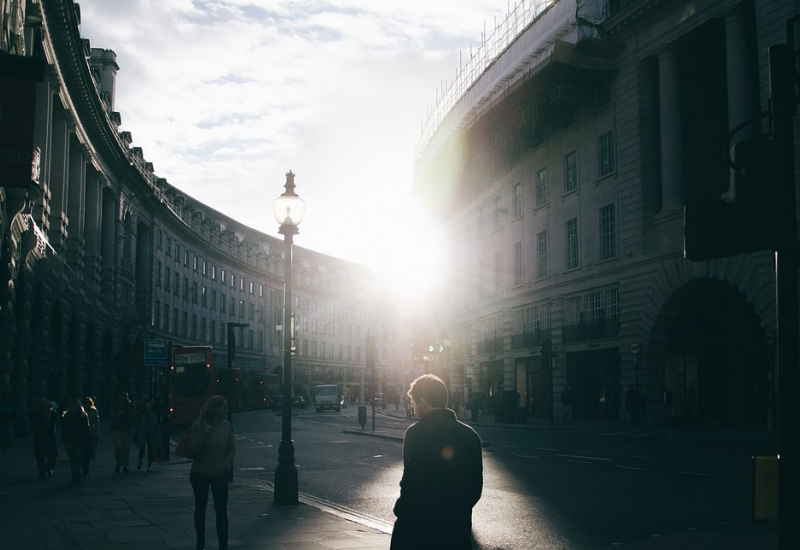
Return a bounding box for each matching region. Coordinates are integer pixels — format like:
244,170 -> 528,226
136,398 -> 161,472
62,399 -> 90,484
561,385 -> 573,422
626,385 -> 641,425
110,390 -> 135,473
82,396 -> 100,474
662,386 -> 674,419
188,395 -> 236,550
391,374 -> 483,550
32,400 -> 58,478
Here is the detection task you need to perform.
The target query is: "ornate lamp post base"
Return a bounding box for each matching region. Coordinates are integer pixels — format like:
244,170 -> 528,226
274,439 -> 298,505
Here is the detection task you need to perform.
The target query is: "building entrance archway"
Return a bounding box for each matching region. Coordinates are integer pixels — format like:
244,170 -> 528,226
655,278 -> 770,426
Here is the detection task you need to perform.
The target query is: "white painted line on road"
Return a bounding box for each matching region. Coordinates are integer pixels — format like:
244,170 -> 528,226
679,471 -> 719,477
239,467 -> 266,471
557,454 -> 612,461
518,455 -> 541,459
615,465 -> 646,471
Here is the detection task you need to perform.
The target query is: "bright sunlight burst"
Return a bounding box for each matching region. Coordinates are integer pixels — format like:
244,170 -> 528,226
369,196 -> 449,313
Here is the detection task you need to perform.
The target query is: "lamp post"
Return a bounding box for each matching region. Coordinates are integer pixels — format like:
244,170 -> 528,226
273,170 -> 305,505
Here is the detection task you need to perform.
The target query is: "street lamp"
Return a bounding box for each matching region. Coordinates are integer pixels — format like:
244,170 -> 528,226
273,170 -> 305,505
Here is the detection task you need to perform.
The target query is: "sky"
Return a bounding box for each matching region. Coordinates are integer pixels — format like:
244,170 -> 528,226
77,0 -> 508,287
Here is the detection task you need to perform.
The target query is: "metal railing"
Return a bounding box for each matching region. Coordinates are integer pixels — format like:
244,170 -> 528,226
415,0 -> 559,159
562,317 -> 620,343
510,328 -> 552,350
477,337 -> 504,355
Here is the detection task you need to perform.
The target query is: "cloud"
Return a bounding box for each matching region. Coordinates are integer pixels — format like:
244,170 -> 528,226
77,0 -> 508,264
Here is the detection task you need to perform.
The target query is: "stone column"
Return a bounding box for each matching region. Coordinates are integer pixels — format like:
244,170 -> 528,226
66,139 -> 87,271
725,6 -> 757,198
83,172 -> 103,289
101,188 -> 117,298
48,111 -> 71,253
658,47 -> 685,214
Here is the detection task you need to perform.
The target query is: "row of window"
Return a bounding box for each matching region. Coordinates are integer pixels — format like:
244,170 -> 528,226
502,131 -> 615,228
295,340 -> 361,362
155,232 -> 265,295
152,300 -> 265,350
485,204 -> 617,294
477,287 -> 619,341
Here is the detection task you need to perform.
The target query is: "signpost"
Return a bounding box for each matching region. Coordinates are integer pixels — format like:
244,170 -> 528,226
144,339 -> 170,460
630,342 -> 641,387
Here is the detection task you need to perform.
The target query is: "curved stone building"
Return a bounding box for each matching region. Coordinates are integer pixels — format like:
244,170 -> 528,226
0,0 -> 388,440
415,0 -> 797,426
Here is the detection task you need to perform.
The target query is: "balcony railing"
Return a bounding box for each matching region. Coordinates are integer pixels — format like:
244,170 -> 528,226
510,328 -> 551,350
477,337 -> 504,355
562,317 -> 620,343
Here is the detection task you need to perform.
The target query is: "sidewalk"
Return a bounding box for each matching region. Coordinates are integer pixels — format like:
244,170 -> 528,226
0,433 -> 391,550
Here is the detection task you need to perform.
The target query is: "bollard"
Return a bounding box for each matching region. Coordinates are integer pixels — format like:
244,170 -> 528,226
357,405 -> 367,429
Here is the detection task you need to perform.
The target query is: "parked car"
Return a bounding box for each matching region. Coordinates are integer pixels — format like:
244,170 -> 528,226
291,396 -> 306,409
270,395 -> 283,411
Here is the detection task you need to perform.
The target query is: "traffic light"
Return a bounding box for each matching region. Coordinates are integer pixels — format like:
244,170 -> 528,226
684,138 -> 777,260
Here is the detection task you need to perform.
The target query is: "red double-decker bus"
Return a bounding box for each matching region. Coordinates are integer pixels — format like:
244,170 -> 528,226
169,346 -> 216,425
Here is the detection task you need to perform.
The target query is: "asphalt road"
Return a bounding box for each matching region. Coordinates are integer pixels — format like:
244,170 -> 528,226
175,407 -> 779,550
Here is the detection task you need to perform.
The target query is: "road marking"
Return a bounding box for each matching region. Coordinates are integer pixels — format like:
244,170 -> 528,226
557,454 -> 611,461
679,471 -> 719,477
616,465 -> 646,471
518,455 -> 540,459
535,447 -> 556,451
239,467 -> 266,471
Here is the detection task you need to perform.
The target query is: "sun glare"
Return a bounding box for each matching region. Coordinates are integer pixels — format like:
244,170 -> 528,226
371,197 -> 449,312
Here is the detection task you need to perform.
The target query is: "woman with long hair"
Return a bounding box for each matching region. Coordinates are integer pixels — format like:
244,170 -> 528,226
135,398 -> 161,472
82,396 -> 100,475
187,395 -> 236,550
61,399 -> 90,484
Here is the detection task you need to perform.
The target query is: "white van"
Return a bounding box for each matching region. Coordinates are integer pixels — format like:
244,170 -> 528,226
314,384 -> 340,412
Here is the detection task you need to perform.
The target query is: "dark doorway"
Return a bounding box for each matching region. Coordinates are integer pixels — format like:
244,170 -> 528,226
566,349 -> 621,419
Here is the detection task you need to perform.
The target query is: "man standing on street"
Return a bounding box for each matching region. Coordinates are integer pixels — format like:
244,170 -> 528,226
391,374 -> 483,550
110,390 -> 135,473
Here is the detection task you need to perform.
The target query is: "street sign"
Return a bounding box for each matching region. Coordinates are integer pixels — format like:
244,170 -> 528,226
144,339 -> 169,367
629,342 -> 641,355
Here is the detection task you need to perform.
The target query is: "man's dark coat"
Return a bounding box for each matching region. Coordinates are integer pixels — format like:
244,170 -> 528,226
391,408 -> 483,549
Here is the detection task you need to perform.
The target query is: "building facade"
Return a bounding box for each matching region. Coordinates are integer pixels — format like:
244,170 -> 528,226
415,0 -> 797,426
0,0 -> 392,440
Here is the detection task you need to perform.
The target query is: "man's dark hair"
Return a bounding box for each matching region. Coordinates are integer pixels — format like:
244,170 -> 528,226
408,374 -> 448,409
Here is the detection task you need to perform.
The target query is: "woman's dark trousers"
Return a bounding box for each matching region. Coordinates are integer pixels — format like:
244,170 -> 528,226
190,471 -> 229,550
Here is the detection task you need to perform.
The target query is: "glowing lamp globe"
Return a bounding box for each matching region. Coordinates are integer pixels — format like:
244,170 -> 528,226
273,170 -> 306,230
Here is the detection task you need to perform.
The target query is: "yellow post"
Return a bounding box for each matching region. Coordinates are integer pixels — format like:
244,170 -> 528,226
753,456 -> 779,521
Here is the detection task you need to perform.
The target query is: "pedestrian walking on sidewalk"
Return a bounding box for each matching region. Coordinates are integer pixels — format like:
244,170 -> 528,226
187,395 -> 236,550
561,385 -> 573,423
62,399 -> 90,484
391,374 -> 483,550
82,397 -> 100,475
110,390 -> 135,473
135,398 -> 161,472
32,399 -> 58,478
626,385 -> 641,426
1,391 -> 15,450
